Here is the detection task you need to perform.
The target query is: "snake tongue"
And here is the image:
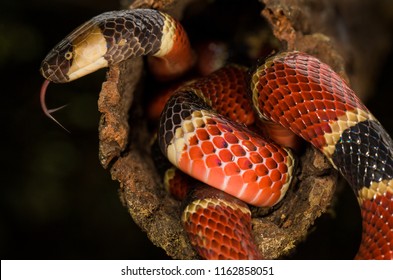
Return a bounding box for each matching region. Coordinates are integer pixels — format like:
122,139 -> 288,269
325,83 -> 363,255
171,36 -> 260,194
40,79 -> 70,133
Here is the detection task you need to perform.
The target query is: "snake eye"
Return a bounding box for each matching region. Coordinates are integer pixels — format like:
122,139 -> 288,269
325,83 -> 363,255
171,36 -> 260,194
64,51 -> 73,60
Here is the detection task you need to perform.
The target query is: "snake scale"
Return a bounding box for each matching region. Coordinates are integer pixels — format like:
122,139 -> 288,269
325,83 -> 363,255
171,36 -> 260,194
39,9 -> 393,260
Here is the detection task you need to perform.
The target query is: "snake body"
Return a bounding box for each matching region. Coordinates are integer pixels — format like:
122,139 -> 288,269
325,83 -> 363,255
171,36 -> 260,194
40,9 -> 393,259
250,53 -> 393,259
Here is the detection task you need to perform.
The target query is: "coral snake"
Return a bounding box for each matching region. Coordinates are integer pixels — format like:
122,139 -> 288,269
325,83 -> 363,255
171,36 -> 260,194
39,9 -> 393,259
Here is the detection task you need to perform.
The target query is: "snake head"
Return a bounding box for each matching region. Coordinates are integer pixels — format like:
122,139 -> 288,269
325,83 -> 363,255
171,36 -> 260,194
39,21 -> 110,131
40,24 -> 108,83
40,39 -> 74,83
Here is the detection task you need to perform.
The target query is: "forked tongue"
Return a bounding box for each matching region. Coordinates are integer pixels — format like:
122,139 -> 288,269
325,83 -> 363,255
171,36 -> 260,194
40,79 -> 70,133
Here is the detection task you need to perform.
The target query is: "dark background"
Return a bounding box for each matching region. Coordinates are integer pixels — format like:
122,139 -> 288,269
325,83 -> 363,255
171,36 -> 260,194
1,0 -> 393,259
1,0 -> 169,259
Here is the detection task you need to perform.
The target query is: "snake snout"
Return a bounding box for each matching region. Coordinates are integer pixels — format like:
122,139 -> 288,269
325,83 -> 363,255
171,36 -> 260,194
40,40 -> 74,83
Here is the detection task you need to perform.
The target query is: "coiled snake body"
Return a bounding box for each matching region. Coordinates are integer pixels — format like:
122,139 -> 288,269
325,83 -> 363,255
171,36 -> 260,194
40,9 -> 393,259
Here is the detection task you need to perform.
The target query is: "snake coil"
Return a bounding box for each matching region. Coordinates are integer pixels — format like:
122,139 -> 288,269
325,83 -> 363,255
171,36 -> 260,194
39,9 -> 393,260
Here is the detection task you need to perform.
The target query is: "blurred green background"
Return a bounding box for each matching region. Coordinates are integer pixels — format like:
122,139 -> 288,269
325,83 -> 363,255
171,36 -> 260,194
1,0 -> 393,259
